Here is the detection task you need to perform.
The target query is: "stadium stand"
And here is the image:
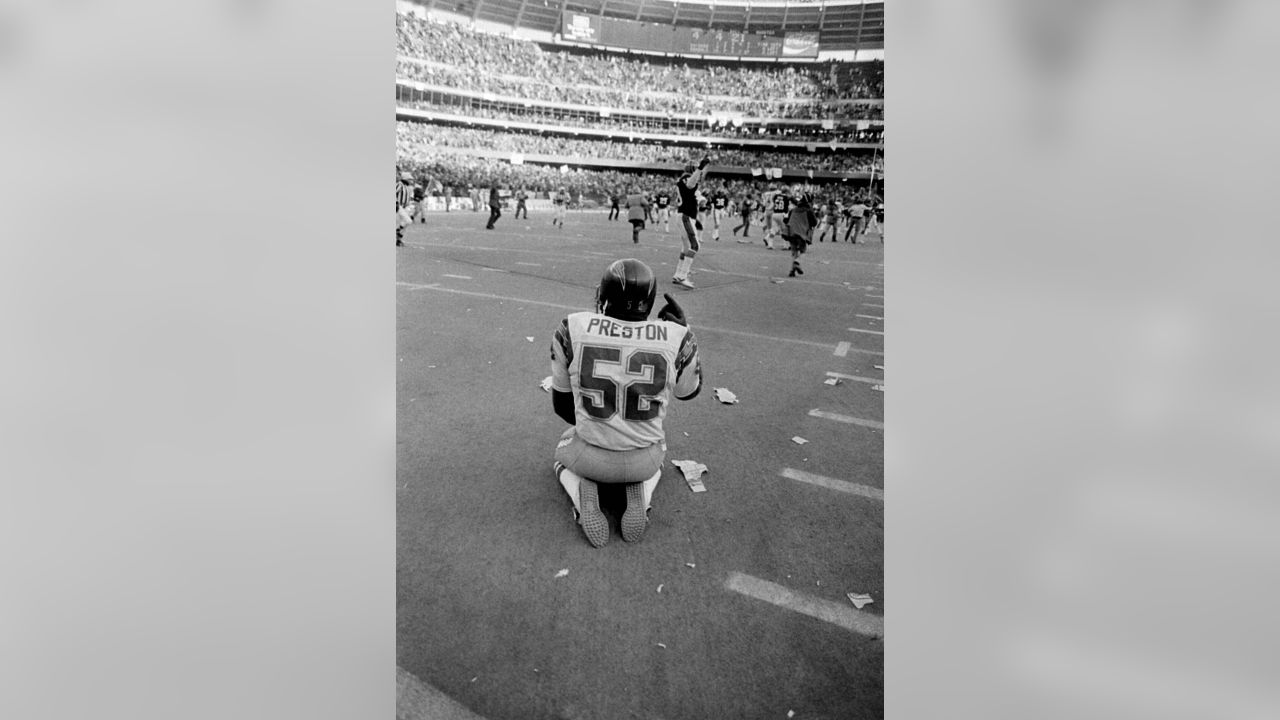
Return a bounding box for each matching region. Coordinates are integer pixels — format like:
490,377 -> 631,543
395,1 -> 884,203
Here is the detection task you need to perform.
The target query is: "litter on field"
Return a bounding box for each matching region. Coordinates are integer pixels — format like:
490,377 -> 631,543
791,436 -> 809,445
685,563 -> 696,569
874,365 -> 884,370
871,385 -> 884,392
656,643 -> 667,649
713,388 -> 739,404
671,460 -> 709,493
823,378 -> 842,386
540,376 -> 554,392
770,278 -> 785,284
526,336 -> 535,342
554,568 -> 569,578
847,593 -> 874,609
657,584 -> 664,593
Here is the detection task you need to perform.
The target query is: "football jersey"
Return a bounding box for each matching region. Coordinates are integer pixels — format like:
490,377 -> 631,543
713,195 -> 728,210
550,311 -> 701,452
771,192 -> 791,214
655,193 -> 671,208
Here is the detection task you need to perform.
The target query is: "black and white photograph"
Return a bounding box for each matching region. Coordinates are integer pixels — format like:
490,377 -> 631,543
396,1 -> 885,717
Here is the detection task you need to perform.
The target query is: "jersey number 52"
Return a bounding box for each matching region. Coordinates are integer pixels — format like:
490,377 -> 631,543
579,345 -> 668,422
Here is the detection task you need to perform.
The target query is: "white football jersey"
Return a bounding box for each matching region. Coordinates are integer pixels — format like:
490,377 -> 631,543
550,311 -> 701,451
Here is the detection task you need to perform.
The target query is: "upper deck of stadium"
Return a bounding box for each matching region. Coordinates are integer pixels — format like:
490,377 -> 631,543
399,0 -> 883,57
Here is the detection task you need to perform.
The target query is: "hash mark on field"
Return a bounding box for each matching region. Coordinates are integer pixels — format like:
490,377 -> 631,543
825,372 -> 881,385
442,274 -> 472,280
724,572 -> 883,637
514,262 -> 542,266
780,468 -> 884,501
848,328 -> 884,336
867,294 -> 884,299
856,314 -> 883,320
863,303 -> 883,308
834,341 -> 851,357
808,409 -> 883,429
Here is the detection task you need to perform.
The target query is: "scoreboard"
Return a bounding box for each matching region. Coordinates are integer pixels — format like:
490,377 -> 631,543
561,12 -> 817,59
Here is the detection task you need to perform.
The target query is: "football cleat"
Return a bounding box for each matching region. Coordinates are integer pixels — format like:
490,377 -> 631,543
672,277 -> 694,289
577,479 -> 609,548
621,483 -> 650,543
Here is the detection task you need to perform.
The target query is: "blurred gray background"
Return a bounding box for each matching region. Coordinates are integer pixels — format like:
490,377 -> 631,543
2,0 -> 1277,718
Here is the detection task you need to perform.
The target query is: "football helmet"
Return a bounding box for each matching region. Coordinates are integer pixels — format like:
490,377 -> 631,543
596,259 -> 657,321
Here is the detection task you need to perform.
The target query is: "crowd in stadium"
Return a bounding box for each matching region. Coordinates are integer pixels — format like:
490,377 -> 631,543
397,122 -> 882,174
398,96 -> 883,138
396,14 -> 882,119
397,155 -> 883,242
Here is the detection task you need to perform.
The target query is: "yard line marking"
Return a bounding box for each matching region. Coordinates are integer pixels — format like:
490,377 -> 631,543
856,314 -> 883,320
780,468 -> 884,501
834,341 -> 851,357
867,294 -> 884,299
809,409 -> 883,429
825,371 -> 881,384
394,283 -> 862,352
863,303 -> 883,308
441,274 -> 472,280
514,262 -> 542,266
848,328 -> 884,336
724,572 -> 883,638
480,267 -> 509,272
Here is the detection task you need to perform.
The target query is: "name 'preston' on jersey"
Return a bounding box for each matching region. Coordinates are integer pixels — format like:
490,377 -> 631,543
550,311 -> 701,451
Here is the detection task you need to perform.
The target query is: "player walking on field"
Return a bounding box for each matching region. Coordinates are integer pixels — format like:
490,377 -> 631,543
549,259 -> 702,547
814,198 -> 836,242
710,189 -> 729,241
764,185 -> 791,250
624,187 -> 650,244
654,190 -> 672,233
552,187 -> 570,228
671,156 -> 711,289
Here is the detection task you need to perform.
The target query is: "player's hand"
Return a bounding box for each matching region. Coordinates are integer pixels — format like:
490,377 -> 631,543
694,219 -> 704,231
699,156 -> 712,169
657,293 -> 687,326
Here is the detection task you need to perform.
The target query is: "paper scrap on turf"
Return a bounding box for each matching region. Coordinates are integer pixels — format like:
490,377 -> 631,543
871,385 -> 884,392
526,336 -> 535,342
846,593 -> 873,609
656,643 -> 667,649
685,563 -> 696,569
540,376 -> 554,392
824,378 -> 842,386
657,584 -> 664,593
672,460 -> 709,493
874,365 -> 884,370
791,436 -> 809,445
554,568 -> 569,578
770,279 -> 784,284
714,388 -> 738,404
